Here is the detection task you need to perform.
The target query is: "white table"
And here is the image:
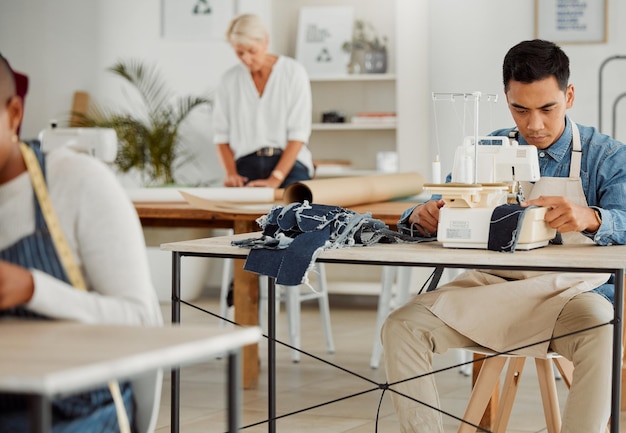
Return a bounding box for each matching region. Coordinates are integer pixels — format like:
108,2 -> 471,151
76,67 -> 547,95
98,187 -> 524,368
162,232 -> 625,433
0,319 -> 261,433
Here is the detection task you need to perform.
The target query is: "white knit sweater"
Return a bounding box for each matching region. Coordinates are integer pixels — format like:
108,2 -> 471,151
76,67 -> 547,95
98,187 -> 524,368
0,147 -> 162,326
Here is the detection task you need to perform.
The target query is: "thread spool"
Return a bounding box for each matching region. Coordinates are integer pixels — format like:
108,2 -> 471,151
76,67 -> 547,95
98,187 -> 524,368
432,157 -> 441,183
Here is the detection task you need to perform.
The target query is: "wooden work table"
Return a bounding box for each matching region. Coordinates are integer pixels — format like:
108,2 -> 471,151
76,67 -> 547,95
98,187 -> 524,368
134,200 -> 414,230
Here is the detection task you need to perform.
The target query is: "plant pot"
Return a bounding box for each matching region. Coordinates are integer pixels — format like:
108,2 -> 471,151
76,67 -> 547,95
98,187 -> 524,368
143,227 -> 215,303
347,48 -> 366,74
363,49 -> 387,74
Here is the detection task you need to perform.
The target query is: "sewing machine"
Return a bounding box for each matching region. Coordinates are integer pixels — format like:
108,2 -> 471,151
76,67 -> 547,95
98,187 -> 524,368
38,126 -> 118,163
424,136 -> 556,250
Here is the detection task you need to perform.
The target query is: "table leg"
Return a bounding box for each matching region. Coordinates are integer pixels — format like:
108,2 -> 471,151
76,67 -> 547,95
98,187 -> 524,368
171,251 -> 182,433
622,268 -> 626,411
227,350 -> 242,432
233,220 -> 260,389
611,269 -> 623,433
268,277 -> 277,433
28,395 -> 51,433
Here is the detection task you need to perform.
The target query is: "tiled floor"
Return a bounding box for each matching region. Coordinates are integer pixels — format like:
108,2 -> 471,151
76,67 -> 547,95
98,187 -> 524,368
154,295 -> 622,433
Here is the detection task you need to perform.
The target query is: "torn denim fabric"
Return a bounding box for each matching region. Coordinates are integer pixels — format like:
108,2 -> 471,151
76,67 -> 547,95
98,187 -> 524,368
487,204 -> 537,252
232,201 -> 431,286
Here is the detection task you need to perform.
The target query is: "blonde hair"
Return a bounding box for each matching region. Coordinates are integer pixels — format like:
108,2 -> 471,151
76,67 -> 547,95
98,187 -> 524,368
226,14 -> 268,46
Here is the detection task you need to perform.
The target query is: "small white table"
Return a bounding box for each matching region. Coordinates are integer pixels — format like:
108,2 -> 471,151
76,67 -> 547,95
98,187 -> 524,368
0,319 -> 261,433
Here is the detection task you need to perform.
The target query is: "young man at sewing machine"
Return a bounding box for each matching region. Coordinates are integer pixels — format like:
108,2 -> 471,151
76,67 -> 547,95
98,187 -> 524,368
382,39 -> 626,433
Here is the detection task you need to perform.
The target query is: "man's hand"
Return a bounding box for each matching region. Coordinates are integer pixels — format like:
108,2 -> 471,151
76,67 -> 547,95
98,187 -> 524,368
0,261 -> 34,309
521,196 -> 601,233
409,199 -> 445,236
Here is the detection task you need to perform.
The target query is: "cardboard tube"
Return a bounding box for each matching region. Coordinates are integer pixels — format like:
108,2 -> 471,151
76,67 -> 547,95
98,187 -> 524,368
283,172 -> 424,207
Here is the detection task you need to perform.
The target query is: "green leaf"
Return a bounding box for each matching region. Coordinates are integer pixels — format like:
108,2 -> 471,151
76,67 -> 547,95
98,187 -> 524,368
76,59 -> 212,185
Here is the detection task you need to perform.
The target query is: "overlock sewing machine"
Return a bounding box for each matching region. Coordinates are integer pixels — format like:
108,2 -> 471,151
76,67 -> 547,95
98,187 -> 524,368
424,136 -> 556,250
38,125 -> 117,163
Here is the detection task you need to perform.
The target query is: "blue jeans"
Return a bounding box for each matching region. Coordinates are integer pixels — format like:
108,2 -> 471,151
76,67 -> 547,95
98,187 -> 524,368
0,383 -> 135,433
236,154 -> 310,187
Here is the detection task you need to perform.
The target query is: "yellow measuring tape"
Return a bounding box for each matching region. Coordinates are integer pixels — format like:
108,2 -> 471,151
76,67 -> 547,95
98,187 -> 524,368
19,142 -> 130,433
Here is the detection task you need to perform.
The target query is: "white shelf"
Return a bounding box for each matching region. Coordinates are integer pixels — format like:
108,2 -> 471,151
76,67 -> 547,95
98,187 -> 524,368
310,73 -> 396,82
312,122 -> 397,131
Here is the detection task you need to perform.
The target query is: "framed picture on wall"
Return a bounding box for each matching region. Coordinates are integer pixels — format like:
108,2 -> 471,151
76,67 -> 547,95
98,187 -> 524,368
161,0 -> 236,41
535,0 -> 607,44
295,6 -> 354,77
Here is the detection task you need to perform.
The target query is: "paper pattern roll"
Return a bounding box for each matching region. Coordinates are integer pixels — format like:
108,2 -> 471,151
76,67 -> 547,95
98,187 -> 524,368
283,172 -> 424,207
127,187 -> 276,203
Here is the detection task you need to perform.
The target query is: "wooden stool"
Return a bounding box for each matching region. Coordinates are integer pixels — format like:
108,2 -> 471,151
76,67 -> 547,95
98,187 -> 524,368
459,348 -> 574,433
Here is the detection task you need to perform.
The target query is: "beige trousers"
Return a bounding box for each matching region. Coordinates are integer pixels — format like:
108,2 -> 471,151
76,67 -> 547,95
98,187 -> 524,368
381,291 -> 614,433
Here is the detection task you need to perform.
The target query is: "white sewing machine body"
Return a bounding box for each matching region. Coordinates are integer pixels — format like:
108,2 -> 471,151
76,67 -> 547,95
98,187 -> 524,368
437,206 -> 555,250
39,127 -> 118,163
426,136 -> 556,250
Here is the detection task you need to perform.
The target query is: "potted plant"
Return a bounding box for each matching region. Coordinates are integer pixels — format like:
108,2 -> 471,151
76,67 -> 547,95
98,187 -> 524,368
75,59 -> 211,186
342,20 -> 388,74
75,60 -> 214,302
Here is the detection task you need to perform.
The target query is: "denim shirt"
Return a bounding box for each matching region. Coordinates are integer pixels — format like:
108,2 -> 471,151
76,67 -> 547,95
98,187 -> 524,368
401,117 -> 626,246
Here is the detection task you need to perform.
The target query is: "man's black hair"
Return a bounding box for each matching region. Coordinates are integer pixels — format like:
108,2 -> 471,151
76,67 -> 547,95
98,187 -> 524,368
502,39 -> 570,92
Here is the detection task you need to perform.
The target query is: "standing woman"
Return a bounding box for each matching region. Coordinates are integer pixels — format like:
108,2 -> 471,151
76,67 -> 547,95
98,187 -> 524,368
214,13 -> 314,188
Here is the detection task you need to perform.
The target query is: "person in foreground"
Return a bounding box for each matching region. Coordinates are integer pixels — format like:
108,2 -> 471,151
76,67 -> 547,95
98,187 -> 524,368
0,54 -> 162,432
213,13 -> 314,188
382,39 -> 626,433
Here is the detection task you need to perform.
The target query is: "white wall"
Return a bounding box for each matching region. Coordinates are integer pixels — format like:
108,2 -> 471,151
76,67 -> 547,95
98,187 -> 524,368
2,0 -> 626,182
0,0 -> 270,186
428,0 -> 626,177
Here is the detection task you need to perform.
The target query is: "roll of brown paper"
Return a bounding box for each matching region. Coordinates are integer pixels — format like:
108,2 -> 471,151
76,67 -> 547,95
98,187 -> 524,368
283,172 -> 424,207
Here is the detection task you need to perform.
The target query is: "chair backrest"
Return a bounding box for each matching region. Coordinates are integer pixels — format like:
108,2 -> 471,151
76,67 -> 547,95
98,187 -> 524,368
130,370 -> 163,433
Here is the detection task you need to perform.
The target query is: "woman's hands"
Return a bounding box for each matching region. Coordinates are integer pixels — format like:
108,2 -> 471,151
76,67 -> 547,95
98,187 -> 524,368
223,173 -> 249,187
0,261 -> 34,310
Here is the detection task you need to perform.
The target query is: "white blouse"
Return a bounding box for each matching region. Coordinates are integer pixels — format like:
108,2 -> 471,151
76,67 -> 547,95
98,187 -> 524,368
212,55 -> 314,176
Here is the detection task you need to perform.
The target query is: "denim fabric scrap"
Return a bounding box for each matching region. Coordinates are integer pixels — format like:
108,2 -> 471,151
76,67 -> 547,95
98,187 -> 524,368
232,201 -> 428,285
487,204 -> 536,252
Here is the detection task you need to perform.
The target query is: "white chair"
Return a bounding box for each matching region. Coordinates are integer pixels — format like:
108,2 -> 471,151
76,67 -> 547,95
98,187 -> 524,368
459,347 -> 575,433
219,257 -> 334,363
130,370 -> 162,433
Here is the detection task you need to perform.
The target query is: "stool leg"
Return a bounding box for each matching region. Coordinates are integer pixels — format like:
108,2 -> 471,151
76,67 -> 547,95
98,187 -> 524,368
258,276 -> 273,335
493,357 -> 526,433
285,285 -> 301,363
553,356 -> 574,389
315,263 -> 335,354
535,358 -> 562,433
219,258 -> 234,327
395,267 -> 412,306
458,356 -> 507,433
370,266 -> 397,369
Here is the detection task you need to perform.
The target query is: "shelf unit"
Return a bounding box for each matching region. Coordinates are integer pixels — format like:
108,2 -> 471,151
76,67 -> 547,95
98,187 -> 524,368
308,73 -> 397,170
312,121 -> 397,131
310,73 -> 396,82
